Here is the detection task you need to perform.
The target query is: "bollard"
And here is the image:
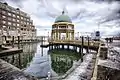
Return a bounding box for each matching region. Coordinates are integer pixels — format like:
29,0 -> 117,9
99,46 -> 108,60
87,36 -> 89,53
18,36 -> 20,49
12,36 -> 14,48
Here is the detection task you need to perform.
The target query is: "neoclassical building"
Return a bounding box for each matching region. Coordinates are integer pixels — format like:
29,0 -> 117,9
51,11 -> 74,41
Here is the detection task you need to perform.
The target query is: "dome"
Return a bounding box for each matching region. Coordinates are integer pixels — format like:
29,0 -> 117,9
55,14 -> 72,23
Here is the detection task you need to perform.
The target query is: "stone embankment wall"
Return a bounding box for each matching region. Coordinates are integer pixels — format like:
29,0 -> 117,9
91,44 -> 120,80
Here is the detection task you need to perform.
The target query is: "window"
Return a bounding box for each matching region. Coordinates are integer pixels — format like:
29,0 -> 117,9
13,14 -> 16,17
17,24 -> 20,26
13,23 -> 16,26
8,17 -> 12,21
2,16 -> 6,18
17,15 -> 19,18
24,25 -> 26,27
2,21 -> 6,24
27,22 -> 29,25
2,11 -> 6,14
6,7 -> 11,11
17,11 -> 19,14
1,5 -> 6,9
8,13 -> 11,16
24,22 -> 26,24
13,18 -> 16,21
8,22 -> 12,25
3,25 -> 6,28
12,9 -> 16,13
8,26 -> 10,29
24,18 -> 26,20
17,19 -> 19,22
21,21 -> 23,24
27,19 -> 30,21
21,17 -> 23,19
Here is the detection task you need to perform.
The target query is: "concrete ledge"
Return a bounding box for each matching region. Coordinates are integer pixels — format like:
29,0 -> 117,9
0,59 -> 38,80
0,48 -> 23,57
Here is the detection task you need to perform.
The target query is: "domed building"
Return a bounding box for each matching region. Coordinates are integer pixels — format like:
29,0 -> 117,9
51,11 -> 74,41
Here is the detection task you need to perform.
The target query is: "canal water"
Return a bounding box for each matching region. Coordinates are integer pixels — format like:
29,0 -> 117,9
0,42 -> 81,78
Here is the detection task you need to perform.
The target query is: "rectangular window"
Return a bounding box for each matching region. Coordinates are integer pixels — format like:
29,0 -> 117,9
8,13 -> 12,16
17,24 -> 20,26
13,14 -> 16,17
24,22 -> 26,24
12,9 -> 16,13
2,16 -> 6,18
21,17 -> 23,19
8,22 -> 12,25
27,22 -> 29,25
3,25 -> 6,28
2,11 -> 6,14
27,19 -> 30,21
13,18 -> 16,21
17,11 -> 19,14
13,23 -> 16,26
17,15 -> 19,18
8,26 -> 10,29
17,19 -> 20,22
8,17 -> 12,21
6,7 -> 11,11
2,21 -> 6,24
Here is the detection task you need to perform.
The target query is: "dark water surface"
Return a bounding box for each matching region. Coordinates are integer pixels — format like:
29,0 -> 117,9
1,42 -> 81,78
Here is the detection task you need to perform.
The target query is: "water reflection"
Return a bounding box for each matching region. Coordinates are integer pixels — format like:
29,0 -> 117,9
1,43 -> 37,69
0,43 -> 81,78
50,49 -> 80,75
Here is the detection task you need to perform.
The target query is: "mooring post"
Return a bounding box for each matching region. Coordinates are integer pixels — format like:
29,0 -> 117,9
62,44 -> 64,49
49,43 -> 51,50
57,44 -> 58,49
67,45 -> 69,50
12,36 -> 14,48
87,36 -> 89,53
81,36 -> 84,62
79,46 -> 81,57
58,45 -> 60,49
18,36 -> 20,49
54,45 -> 57,49
51,44 -> 53,50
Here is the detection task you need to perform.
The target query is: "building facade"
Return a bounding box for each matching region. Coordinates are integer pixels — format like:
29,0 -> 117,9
51,11 -> 74,41
0,2 -> 36,44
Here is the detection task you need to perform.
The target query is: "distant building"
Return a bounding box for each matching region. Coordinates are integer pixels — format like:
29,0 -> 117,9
0,2 -> 36,44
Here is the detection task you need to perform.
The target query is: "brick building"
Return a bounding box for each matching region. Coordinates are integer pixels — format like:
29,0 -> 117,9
0,2 -> 36,44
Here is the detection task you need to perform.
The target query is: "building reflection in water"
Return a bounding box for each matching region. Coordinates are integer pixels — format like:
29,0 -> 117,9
50,49 -> 80,75
1,43 -> 37,69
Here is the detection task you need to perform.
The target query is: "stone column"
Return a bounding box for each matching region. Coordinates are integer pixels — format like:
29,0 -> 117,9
59,32 -> 61,40
66,31 -> 68,40
56,30 -> 58,40
71,32 -> 73,40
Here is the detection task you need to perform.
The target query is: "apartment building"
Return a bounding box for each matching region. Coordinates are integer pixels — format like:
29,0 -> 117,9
0,2 -> 36,44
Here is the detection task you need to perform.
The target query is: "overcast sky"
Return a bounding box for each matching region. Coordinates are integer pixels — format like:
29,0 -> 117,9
1,0 -> 120,37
